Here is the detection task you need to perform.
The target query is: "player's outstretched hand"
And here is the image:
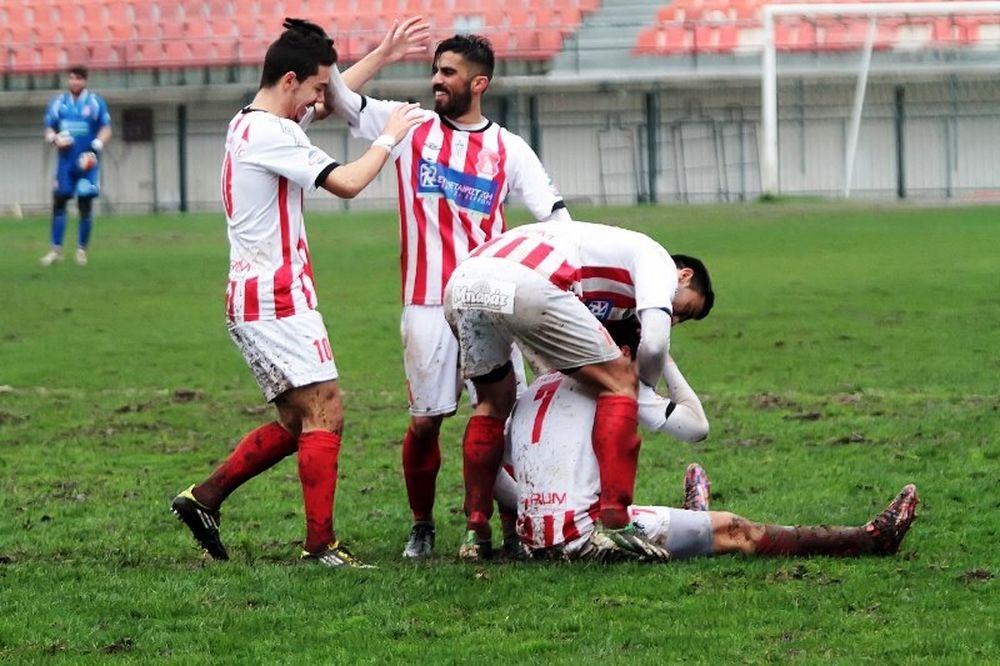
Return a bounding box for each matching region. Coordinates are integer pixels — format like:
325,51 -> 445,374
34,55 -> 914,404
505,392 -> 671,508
376,16 -> 431,63
382,102 -> 424,143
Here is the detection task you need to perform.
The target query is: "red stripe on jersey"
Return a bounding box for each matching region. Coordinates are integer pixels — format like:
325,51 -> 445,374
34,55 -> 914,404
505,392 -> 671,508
395,161 -> 409,303
244,277 -> 260,322
462,131 -> 486,245
579,266 -> 634,285
438,199 -> 456,293
241,123 -> 250,142
562,510 -> 581,543
582,290 -> 636,308
273,177 -> 294,317
521,515 -> 535,546
468,234 -> 505,258
225,280 -> 236,320
494,133 -> 509,228
492,235 -> 528,259
222,154 -> 233,218
542,514 -> 555,547
502,463 -> 516,479
521,242 -> 555,270
436,127 -> 457,292
550,261 -> 578,291
408,122 -> 434,304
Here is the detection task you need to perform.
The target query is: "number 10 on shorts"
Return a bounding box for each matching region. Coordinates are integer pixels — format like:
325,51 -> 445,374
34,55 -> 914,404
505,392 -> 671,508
313,337 -> 334,363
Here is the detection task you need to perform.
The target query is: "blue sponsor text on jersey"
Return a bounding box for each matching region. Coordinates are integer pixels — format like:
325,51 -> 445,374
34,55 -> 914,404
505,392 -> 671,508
417,159 -> 499,216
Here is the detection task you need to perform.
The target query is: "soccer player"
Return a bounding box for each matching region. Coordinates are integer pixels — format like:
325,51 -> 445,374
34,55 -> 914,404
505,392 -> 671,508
41,66 -> 112,267
443,220 -> 715,560
501,324 -> 919,561
323,24 -> 571,559
170,18 -> 423,568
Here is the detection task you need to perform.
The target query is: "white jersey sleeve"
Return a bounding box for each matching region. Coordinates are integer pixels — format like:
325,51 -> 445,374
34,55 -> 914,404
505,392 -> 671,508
637,358 -> 709,442
501,129 -> 565,221
350,96 -> 436,153
250,117 -> 338,192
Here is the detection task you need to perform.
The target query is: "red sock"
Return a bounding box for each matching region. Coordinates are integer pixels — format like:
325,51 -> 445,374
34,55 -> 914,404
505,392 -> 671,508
756,525 -> 873,557
462,415 -> 506,539
402,426 -> 441,524
297,430 -> 342,553
193,422 -> 297,509
592,395 -> 640,529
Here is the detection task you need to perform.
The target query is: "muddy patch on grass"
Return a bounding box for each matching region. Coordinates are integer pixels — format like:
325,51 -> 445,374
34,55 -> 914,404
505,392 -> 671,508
958,568 -> 993,583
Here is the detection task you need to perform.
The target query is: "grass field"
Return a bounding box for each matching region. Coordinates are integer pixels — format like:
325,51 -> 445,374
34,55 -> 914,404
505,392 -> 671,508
1,202 -> 997,663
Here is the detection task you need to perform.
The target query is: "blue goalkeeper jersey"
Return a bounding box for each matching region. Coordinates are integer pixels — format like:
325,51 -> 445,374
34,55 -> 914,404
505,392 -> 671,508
44,89 -> 111,164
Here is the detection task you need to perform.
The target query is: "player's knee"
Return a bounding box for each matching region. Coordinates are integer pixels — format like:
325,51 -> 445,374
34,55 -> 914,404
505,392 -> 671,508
410,414 -> 443,439
78,196 -> 94,218
52,195 -> 69,215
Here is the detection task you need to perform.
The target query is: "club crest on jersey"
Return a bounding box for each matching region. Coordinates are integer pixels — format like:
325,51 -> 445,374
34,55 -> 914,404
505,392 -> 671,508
587,299 -> 613,320
307,147 -> 327,165
476,151 -> 500,177
417,158 -> 499,216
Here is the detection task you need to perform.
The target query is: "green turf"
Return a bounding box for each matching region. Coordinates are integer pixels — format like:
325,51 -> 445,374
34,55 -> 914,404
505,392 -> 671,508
1,202 -> 997,663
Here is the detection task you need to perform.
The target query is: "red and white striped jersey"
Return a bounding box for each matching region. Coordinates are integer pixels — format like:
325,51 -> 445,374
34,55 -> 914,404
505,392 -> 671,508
506,371 -> 684,549
352,98 -> 565,305
220,108 -> 338,322
469,221 -> 679,322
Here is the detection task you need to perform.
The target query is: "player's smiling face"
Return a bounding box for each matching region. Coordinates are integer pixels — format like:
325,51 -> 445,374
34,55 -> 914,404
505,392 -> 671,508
289,66 -> 330,120
431,52 -> 478,118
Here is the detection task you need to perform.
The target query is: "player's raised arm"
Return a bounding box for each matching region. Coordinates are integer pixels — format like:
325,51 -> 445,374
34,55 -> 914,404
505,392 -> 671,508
313,17 -> 430,122
320,102 -> 423,198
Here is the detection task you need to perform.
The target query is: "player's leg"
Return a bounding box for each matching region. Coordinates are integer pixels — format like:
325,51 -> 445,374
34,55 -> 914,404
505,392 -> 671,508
399,305 -> 463,558
709,484 -> 919,557
460,365 -> 516,558
75,196 -> 95,265
74,164 -> 99,265
444,261 -> 521,559
40,192 -> 72,266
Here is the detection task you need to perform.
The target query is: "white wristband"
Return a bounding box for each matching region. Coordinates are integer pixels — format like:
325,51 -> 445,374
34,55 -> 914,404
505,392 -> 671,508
372,134 -> 395,153
91,138 -> 104,152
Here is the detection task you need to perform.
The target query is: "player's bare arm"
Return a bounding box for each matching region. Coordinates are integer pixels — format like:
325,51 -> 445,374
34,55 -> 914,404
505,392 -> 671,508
313,17 -> 430,121
321,102 -> 423,198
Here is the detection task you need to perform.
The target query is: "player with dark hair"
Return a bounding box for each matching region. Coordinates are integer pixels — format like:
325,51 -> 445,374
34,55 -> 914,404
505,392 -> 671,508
443,220 -> 715,560
41,65 -> 111,267
321,23 -> 571,559
499,327 -> 918,562
170,18 -> 423,569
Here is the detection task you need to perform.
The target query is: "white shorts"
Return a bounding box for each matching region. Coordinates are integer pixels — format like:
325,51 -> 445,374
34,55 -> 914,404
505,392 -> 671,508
227,309 -> 338,402
402,304 -> 528,416
561,505 -> 713,561
444,257 -> 621,380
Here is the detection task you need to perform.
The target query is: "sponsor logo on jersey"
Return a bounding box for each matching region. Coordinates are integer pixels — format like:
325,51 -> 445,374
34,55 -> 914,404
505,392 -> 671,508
587,299 -> 613,320
416,158 -> 499,216
521,492 -> 567,508
451,278 -> 516,314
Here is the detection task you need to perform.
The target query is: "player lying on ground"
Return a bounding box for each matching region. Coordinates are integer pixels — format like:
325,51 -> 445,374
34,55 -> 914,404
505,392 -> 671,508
443,220 -> 714,560
496,320 -> 918,561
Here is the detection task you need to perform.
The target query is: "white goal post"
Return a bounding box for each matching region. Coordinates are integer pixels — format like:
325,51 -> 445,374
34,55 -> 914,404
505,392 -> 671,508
760,2 -> 1000,197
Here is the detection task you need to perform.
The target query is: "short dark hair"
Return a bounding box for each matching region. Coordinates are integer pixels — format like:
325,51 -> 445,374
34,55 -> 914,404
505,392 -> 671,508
672,254 -> 714,319
603,316 -> 641,356
434,34 -> 495,80
69,65 -> 88,78
260,18 -> 337,88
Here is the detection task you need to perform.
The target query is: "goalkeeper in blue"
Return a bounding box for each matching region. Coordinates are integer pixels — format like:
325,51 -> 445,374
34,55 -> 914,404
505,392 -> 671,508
41,65 -> 112,267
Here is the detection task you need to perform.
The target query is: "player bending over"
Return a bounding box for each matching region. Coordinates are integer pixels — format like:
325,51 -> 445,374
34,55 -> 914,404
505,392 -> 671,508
444,220 -> 714,560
